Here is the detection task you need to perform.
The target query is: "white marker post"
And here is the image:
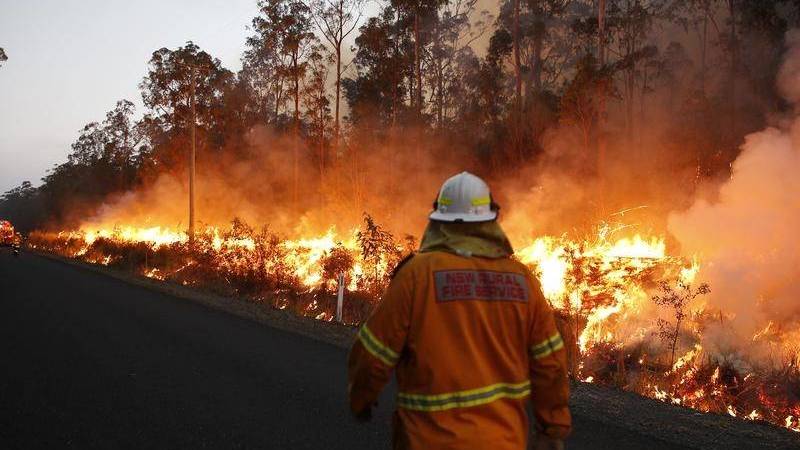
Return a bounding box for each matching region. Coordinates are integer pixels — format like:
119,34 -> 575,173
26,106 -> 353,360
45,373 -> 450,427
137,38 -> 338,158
336,273 -> 345,323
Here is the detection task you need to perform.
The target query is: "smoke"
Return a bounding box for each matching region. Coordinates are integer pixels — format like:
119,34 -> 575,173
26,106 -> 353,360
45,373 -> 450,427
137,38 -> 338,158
76,25 -> 800,347
82,125 -> 465,239
668,30 -> 800,359
86,127 -> 308,233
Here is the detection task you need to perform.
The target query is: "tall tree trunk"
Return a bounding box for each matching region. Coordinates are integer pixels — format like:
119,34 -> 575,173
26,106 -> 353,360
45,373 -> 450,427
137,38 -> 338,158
626,67 -> 634,145
319,113 -> 325,185
640,66 -> 648,148
727,0 -> 738,144
697,10 -> 709,174
335,44 -> 342,149
597,0 -> 607,211
412,9 -> 423,186
434,22 -> 444,128
530,9 -> 544,152
390,84 -> 398,193
437,58 -> 444,128
294,76 -> 300,126
532,23 -> 543,93
293,56 -> 300,212
414,10 -> 423,115
408,75 -> 414,108
513,0 -> 522,108
700,14 -> 708,95
513,0 -> 523,163
274,83 -> 281,123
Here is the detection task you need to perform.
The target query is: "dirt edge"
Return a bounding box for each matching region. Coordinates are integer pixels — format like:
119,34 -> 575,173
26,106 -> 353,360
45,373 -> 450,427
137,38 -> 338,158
28,249 -> 357,349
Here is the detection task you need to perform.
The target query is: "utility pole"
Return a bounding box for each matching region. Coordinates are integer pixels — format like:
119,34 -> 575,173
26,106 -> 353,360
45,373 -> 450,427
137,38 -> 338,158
336,273 -> 345,323
189,66 -> 197,247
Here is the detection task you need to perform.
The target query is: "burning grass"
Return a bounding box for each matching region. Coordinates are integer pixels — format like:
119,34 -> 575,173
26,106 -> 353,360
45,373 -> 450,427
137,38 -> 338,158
26,218 -> 800,434
27,214 -> 410,325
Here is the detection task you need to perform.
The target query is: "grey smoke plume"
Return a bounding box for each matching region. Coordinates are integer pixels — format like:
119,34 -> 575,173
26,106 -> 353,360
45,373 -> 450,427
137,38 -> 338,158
668,30 -> 800,355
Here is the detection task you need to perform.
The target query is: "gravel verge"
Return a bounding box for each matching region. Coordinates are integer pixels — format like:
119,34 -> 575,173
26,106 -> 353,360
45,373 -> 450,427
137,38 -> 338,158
28,249 -> 357,348
571,382 -> 798,449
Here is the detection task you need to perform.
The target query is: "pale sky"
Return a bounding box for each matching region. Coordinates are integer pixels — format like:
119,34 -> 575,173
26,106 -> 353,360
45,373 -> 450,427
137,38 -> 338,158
0,0 -> 261,193
0,0 -> 490,195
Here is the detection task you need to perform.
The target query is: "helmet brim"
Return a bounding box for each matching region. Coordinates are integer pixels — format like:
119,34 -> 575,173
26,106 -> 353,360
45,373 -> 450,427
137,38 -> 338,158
429,210 -> 498,223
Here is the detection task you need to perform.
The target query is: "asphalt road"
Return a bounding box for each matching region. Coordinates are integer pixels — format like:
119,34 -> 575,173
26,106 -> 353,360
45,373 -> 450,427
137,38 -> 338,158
0,250 -> 685,449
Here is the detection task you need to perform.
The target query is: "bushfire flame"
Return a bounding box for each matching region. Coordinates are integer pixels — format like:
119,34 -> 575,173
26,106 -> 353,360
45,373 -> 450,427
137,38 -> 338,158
26,219 -> 800,434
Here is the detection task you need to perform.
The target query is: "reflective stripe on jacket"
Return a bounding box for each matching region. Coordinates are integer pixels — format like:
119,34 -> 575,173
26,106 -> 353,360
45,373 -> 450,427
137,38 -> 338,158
347,251 -> 571,450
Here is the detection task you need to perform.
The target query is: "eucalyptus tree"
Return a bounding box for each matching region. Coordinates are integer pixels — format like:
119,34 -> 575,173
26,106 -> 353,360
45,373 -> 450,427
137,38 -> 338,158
307,0 -> 366,145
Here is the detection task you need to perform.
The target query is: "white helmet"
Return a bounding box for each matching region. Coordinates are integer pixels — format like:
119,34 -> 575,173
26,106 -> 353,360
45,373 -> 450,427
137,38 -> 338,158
429,172 -> 498,223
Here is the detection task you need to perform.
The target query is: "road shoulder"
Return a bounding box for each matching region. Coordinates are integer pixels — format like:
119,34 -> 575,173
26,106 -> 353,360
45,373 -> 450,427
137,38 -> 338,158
24,250 -> 800,450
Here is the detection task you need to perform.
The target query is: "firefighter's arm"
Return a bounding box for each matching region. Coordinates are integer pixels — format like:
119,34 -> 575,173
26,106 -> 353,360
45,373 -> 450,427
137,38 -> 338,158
347,262 -> 414,417
528,278 -> 571,439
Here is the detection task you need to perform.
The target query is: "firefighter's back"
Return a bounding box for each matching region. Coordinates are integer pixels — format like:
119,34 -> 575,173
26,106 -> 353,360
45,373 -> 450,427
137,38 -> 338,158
347,172 -> 570,450
393,250 -> 537,450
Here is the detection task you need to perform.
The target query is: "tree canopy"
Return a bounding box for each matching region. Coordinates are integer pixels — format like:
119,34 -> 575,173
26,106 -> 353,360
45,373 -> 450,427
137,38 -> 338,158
3,0 -> 798,232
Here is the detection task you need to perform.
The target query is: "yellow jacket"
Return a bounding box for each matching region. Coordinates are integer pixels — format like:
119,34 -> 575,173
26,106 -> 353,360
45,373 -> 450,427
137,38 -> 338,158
348,250 -> 571,450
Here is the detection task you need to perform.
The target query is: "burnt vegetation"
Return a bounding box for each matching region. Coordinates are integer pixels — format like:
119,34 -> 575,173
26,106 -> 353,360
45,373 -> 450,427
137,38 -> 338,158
653,279 -> 711,366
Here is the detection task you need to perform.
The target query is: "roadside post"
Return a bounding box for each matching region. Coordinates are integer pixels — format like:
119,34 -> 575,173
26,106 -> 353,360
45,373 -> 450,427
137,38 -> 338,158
336,273 -> 345,323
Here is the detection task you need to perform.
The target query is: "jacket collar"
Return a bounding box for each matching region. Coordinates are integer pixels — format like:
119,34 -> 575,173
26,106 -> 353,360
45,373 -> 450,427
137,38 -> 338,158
418,220 -> 514,259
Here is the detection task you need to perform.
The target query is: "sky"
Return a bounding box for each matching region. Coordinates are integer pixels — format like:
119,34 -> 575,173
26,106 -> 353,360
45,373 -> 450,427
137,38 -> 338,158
0,0 -> 261,193
0,0 -> 492,195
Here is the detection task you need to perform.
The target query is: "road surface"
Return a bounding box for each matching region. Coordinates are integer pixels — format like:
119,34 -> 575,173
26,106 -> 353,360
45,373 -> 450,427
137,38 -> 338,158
0,250 -> 685,449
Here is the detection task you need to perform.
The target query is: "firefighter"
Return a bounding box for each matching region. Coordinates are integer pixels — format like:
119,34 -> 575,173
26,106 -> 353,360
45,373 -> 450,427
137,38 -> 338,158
347,172 -> 571,450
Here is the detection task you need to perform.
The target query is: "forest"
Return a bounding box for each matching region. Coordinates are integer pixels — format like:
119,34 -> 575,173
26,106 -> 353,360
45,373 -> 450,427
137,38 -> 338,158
2,0 -> 798,235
